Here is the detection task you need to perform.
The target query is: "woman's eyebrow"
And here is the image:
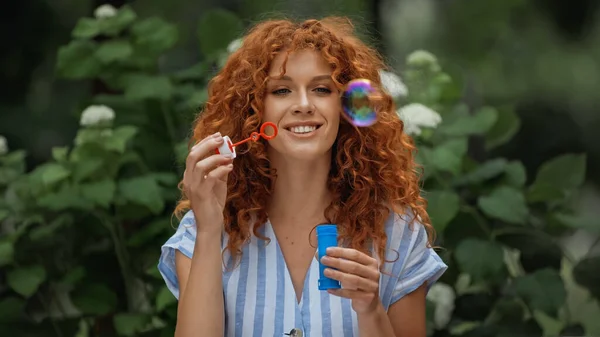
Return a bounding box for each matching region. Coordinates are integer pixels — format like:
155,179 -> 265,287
269,74 -> 332,82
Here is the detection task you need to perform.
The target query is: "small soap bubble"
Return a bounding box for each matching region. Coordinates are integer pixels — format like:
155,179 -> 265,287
341,79 -> 380,127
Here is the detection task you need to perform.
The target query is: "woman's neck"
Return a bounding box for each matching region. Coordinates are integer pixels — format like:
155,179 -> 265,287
267,155 -> 333,228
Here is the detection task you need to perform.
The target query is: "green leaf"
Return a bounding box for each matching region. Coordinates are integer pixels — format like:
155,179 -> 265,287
425,190 -> 460,232
131,17 -> 179,53
41,163 -> 71,185
431,138 -> 468,175
492,297 -> 527,322
553,213 -> 600,234
72,157 -> 104,182
526,183 -> 565,203
455,238 -> 505,281
60,266 -> 86,286
529,153 -> 586,193
513,268 -> 566,317
174,141 -> 190,165
113,313 -> 151,336
29,162 -> 70,185
496,232 -> 562,273
449,322 -> 481,335
7,265 -> 47,298
56,40 -> 101,79
29,214 -> 74,241
104,125 -> 139,153
573,256 -> 600,300
156,286 -> 177,312
128,218 -> 170,247
485,108 -> 521,150
478,186 -> 529,224
72,18 -> 101,39
503,161 -> 527,187
150,172 -> 179,186
453,158 -> 507,186
74,319 -> 90,337
0,209 -> 8,222
52,146 -> 69,163
197,9 -> 243,55
0,297 -> 26,323
0,240 -> 14,267
146,265 -> 163,279
95,39 -> 133,63
100,6 -> 137,36
38,185 -> 92,211
0,149 -> 27,167
72,283 -> 118,315
172,62 -> 209,81
118,175 -> 165,214
125,75 -> 174,101
80,180 -> 116,208
0,168 -> 22,185
440,106 -> 498,136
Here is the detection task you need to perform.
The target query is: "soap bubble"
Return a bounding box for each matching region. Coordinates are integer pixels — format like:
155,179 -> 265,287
340,79 -> 381,127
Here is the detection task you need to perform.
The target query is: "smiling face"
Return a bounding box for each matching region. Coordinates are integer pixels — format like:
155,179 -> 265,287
263,50 -> 341,162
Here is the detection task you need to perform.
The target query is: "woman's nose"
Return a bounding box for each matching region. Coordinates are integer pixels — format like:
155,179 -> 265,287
292,91 -> 315,114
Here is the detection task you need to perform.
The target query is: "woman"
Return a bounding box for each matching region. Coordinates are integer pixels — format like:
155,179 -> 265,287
158,17 -> 447,337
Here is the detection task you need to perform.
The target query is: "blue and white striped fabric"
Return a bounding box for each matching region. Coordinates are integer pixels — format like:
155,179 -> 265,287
158,210 -> 447,337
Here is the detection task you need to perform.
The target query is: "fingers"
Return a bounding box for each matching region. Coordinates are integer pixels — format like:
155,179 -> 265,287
186,133 -> 225,170
206,163 -> 234,182
326,288 -> 377,300
324,247 -> 378,268
323,268 -> 379,292
321,255 -> 379,281
194,154 -> 234,177
321,247 -> 380,293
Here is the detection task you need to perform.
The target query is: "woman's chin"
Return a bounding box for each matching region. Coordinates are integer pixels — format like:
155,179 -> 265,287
272,145 -> 332,162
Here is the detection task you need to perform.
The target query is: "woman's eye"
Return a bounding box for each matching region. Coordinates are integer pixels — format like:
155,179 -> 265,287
272,88 -> 291,95
315,87 -> 332,94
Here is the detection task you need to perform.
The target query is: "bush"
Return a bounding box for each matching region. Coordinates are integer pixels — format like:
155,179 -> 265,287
0,5 -> 598,337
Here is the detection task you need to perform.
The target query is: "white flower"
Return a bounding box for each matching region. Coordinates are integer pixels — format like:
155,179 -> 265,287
0,135 -> 8,155
227,38 -> 243,53
379,69 -> 408,98
427,282 -> 455,329
80,105 -> 115,127
407,50 -> 440,71
397,103 -> 442,136
94,4 -> 117,19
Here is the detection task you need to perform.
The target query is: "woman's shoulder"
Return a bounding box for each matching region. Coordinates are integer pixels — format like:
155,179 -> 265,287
383,208 -> 428,247
379,208 -> 448,308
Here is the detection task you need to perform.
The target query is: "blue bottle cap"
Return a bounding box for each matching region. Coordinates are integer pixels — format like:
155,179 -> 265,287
316,224 -> 337,236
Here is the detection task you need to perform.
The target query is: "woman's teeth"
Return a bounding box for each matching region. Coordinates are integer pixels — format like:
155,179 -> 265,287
289,126 -> 317,134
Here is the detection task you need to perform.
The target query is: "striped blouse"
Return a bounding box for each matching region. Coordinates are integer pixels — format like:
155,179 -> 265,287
158,210 -> 447,337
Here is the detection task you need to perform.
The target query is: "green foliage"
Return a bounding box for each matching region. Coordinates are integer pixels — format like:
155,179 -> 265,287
0,5 -> 243,337
0,4 -> 598,337
401,51 -> 600,336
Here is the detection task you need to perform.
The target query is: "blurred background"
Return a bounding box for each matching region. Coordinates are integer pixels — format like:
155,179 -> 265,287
1,0 -> 599,336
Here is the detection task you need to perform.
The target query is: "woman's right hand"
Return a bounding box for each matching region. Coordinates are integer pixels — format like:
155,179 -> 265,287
183,132 -> 234,234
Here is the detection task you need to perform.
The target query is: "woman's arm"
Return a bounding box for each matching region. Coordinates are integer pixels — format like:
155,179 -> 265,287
353,283 -> 427,337
356,302 -> 396,337
174,231 -> 224,337
386,283 -> 428,337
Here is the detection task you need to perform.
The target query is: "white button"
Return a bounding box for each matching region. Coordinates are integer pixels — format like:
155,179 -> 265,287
284,328 -> 303,337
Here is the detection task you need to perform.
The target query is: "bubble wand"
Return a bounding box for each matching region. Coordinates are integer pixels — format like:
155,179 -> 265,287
215,122 -> 278,158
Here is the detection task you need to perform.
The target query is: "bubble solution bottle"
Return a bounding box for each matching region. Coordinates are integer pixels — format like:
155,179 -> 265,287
316,224 -> 342,290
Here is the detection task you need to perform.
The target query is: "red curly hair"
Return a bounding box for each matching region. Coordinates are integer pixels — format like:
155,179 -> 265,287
175,16 -> 434,267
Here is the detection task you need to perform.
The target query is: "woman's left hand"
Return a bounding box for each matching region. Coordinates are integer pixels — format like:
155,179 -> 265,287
321,247 -> 382,315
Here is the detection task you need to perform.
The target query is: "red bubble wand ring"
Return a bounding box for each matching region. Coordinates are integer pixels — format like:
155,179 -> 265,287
215,122 -> 278,158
